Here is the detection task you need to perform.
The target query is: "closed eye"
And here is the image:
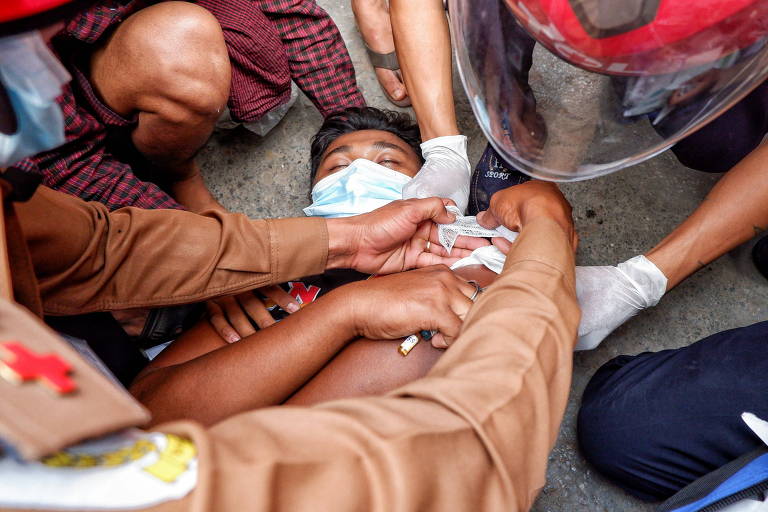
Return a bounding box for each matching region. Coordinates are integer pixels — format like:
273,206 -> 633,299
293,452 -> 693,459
379,159 -> 399,168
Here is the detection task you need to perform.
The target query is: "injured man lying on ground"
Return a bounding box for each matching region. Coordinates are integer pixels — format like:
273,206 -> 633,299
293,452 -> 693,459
129,107 -> 523,426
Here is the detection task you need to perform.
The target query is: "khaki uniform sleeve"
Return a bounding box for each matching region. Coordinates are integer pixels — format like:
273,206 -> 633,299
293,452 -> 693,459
156,216 -> 580,512
16,186 -> 328,315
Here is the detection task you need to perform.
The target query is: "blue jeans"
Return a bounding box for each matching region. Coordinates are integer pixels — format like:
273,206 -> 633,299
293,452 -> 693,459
577,321 -> 768,502
468,144 -> 530,215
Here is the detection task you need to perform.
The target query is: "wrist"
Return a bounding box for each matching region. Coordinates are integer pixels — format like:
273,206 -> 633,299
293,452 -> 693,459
520,204 -> 570,233
519,189 -> 574,236
325,218 -> 359,270
419,121 -> 460,142
644,247 -> 679,292
420,134 -> 467,151
420,135 -> 470,168
323,283 -> 365,339
618,255 -> 668,305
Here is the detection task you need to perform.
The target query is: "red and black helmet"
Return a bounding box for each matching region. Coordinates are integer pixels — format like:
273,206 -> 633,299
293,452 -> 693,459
449,0 -> 768,180
507,0 -> 768,75
0,0 -> 84,36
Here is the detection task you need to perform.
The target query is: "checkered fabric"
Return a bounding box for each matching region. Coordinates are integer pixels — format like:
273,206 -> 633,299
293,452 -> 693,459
10,82 -> 184,211
11,0 -> 365,211
199,0 -> 366,120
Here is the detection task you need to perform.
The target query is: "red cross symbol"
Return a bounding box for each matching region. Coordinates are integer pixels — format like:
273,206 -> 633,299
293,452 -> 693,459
0,341 -> 76,394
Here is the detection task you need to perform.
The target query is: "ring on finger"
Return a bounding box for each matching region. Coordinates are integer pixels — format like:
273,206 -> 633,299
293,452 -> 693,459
425,240 -> 431,252
467,280 -> 481,302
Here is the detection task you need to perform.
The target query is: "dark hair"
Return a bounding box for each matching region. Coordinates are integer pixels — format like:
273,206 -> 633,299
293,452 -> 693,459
309,107 -> 423,183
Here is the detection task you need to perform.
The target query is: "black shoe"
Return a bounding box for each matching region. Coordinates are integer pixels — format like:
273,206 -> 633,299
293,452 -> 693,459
135,303 -> 206,349
752,234 -> 768,281
468,144 -> 531,215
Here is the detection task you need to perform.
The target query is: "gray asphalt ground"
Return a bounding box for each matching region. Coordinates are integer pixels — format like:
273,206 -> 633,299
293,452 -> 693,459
197,2 -> 768,510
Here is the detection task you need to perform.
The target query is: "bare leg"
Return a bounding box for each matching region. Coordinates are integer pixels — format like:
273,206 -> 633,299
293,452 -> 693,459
646,142 -> 768,289
90,2 -> 231,212
352,0 -> 409,105
390,0 -> 456,139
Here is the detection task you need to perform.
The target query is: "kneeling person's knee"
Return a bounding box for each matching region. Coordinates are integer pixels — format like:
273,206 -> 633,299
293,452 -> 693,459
577,355 -> 681,502
94,1 -> 231,122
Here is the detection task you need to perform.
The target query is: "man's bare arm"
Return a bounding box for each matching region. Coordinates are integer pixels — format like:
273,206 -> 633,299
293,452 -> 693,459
131,289 -> 359,426
131,267 -> 475,426
391,0 -> 458,140
647,141 -> 768,289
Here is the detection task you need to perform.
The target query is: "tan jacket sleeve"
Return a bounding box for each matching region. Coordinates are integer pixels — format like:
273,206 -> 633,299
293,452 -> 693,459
16,186 -> 329,315
157,216 -> 580,512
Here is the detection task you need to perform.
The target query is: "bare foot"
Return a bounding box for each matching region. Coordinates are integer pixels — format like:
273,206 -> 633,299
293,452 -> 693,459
352,0 -> 410,106
171,169 -> 226,213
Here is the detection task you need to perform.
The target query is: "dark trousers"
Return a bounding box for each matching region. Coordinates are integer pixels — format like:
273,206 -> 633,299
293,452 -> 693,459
660,80 -> 768,173
577,321 -> 768,502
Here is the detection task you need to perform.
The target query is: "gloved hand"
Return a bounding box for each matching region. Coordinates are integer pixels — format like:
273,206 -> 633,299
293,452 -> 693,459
575,255 -> 668,350
402,135 -> 471,213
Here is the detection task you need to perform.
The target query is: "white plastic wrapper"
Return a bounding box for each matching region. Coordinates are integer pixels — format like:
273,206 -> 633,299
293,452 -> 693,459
712,414 -> 768,512
719,498 -> 768,511
216,83 -> 298,136
438,205 -> 518,254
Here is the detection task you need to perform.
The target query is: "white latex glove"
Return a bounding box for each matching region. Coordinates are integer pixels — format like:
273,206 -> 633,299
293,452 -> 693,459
402,135 -> 471,213
575,255 -> 668,350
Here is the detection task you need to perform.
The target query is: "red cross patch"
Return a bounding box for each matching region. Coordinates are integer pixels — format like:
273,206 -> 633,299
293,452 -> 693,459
0,341 -> 77,394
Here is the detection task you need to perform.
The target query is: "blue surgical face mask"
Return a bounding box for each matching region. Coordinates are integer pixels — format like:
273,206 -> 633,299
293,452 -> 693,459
303,158 -> 413,218
0,31 -> 70,167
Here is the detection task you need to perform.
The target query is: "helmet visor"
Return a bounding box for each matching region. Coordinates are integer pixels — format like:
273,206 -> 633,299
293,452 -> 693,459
449,0 -> 768,181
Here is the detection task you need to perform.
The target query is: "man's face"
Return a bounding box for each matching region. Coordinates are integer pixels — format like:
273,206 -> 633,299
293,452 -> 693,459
314,129 -> 422,184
